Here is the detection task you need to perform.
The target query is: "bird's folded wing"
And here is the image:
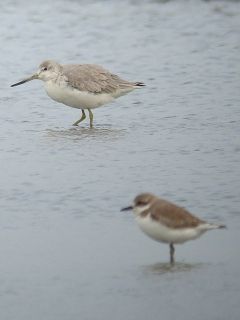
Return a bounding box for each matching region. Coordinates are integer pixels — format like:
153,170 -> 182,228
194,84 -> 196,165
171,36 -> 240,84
63,64 -> 134,94
150,199 -> 204,229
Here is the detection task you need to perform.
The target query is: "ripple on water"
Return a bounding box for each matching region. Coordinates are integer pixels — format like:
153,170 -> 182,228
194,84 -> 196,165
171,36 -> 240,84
44,126 -> 127,142
142,261 -> 207,276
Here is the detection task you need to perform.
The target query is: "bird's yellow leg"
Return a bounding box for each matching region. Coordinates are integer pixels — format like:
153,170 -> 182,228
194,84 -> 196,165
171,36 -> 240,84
72,109 -> 86,126
88,109 -> 94,128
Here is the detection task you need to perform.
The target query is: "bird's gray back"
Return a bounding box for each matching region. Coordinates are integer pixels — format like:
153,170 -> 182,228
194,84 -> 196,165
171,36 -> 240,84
62,64 -> 135,94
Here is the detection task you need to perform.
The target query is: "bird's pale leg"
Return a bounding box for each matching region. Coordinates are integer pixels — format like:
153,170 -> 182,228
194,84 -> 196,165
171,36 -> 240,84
88,109 -> 94,128
170,243 -> 175,265
73,109 -> 86,126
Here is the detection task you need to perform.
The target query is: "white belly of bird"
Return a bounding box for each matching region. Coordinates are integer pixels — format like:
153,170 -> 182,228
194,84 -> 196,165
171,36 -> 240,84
136,215 -> 205,244
44,81 -> 115,109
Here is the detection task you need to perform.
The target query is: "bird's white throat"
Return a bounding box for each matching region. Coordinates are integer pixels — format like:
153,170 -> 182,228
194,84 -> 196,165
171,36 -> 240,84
133,204 -> 151,216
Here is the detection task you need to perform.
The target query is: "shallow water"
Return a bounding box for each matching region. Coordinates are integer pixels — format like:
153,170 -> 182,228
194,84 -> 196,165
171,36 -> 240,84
0,0 -> 240,319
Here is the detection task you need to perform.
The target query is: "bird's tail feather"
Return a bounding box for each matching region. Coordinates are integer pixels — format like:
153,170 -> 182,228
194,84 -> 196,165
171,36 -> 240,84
199,223 -> 226,230
134,82 -> 145,87
217,224 -> 226,229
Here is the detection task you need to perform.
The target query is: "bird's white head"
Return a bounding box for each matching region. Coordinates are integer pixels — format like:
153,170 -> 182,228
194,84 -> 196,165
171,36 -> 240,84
37,60 -> 62,82
11,60 -> 62,87
121,193 -> 157,216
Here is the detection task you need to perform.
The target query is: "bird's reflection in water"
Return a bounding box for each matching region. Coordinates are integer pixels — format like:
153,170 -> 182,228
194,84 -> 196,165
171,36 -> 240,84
45,125 -> 126,142
143,261 -> 206,275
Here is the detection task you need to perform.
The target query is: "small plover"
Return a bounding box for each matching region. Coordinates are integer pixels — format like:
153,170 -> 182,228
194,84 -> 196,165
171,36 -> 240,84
11,60 -> 145,128
121,193 -> 226,264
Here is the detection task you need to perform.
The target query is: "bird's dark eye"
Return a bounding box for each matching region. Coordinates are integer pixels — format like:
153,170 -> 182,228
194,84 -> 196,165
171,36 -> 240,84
137,201 -> 147,206
42,67 -> 47,71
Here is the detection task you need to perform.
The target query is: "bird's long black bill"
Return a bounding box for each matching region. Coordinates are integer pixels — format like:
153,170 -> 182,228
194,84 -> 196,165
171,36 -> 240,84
120,206 -> 133,212
11,79 -> 30,87
11,74 -> 37,87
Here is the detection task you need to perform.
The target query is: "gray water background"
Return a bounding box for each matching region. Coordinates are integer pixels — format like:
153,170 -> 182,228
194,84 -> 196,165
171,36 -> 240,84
0,0 -> 240,319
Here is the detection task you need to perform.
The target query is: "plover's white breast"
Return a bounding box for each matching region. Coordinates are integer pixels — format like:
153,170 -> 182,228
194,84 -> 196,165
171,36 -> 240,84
136,215 -> 205,244
44,80 -> 115,109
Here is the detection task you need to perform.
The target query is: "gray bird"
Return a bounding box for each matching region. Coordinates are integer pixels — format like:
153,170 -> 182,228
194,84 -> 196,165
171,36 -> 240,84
11,60 -> 145,128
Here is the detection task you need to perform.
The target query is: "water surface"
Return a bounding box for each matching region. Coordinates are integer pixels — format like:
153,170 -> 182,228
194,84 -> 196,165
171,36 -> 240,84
0,0 -> 240,319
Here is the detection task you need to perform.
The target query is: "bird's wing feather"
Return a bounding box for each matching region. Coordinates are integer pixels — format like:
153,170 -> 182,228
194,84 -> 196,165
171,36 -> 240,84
62,64 -> 135,94
150,199 -> 204,229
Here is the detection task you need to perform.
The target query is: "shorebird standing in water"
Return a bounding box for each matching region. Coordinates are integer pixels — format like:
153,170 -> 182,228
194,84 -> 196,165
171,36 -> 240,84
121,193 -> 226,264
11,60 -> 145,128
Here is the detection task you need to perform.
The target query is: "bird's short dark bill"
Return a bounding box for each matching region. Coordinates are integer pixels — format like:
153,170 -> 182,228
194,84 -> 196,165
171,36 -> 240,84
120,206 -> 133,211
